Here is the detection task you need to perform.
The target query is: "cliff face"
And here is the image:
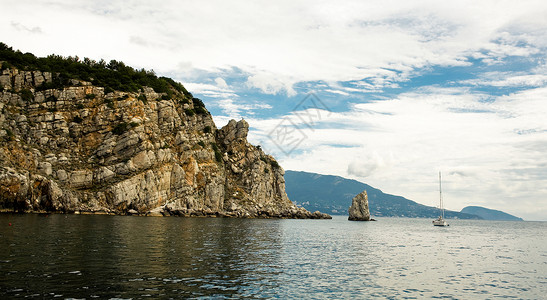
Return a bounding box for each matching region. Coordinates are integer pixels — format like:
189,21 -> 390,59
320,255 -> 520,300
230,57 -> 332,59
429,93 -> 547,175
0,66 -> 330,219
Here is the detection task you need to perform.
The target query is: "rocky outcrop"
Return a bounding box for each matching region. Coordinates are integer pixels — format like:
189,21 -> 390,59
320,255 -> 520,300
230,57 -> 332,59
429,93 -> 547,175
348,190 -> 370,221
0,65 -> 330,219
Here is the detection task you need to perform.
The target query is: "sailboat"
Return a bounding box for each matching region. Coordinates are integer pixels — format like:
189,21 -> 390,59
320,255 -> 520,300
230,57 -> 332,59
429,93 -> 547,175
433,171 -> 449,226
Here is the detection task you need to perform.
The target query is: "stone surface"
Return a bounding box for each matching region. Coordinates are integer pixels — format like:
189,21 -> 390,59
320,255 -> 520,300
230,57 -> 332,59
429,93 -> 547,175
348,190 -> 371,221
0,65 -> 330,219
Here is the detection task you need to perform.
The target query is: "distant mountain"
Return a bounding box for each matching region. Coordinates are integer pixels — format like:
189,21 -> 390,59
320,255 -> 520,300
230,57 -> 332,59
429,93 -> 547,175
284,170 -> 481,219
461,206 -> 523,221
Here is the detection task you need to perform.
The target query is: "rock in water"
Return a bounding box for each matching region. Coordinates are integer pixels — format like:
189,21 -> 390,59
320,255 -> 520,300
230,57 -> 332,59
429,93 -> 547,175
348,190 -> 370,221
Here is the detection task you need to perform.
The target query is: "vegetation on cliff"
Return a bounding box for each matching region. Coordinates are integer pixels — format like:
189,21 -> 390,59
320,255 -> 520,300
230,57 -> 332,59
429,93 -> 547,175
0,42 -> 191,98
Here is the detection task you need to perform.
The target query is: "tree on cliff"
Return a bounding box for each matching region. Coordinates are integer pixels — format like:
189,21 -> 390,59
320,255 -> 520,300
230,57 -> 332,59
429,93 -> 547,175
0,42 -> 192,98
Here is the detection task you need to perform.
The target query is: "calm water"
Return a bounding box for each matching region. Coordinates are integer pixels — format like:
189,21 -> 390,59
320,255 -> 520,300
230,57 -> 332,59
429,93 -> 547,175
0,214 -> 545,299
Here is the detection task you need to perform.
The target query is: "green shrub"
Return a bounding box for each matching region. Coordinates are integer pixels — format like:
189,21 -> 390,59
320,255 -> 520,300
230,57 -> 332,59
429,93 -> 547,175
3,128 -> 15,142
138,94 -> 147,104
211,143 -> 223,162
192,97 -> 204,107
104,99 -> 114,109
185,109 -> 195,116
76,103 -> 84,109
20,89 -> 33,101
203,126 -> 211,134
112,122 -> 129,135
1,61 -> 11,70
129,122 -> 139,128
215,151 -> 223,163
85,93 -> 96,99
195,106 -> 208,115
161,94 -> 170,100
192,98 -> 208,115
260,156 -> 280,169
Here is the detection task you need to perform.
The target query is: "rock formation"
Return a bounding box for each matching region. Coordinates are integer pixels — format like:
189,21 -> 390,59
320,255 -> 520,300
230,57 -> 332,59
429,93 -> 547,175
348,190 -> 371,221
0,63 -> 330,219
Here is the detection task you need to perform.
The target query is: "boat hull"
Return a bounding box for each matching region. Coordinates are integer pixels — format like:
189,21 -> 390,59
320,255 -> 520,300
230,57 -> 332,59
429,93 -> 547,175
433,219 -> 449,226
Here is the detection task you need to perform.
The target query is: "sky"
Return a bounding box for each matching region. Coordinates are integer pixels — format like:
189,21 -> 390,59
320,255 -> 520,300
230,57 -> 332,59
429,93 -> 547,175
3,0 -> 547,220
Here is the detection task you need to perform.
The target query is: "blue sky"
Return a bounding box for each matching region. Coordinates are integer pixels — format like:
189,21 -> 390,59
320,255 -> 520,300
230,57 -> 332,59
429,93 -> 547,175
3,0 -> 547,220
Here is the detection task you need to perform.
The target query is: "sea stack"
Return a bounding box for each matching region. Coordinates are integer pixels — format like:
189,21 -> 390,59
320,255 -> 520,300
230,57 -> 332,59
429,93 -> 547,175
348,190 -> 371,221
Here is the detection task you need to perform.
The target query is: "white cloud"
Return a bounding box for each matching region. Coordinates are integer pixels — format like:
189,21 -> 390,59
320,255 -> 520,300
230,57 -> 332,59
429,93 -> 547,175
4,0 -> 547,94
246,73 -> 297,96
462,72 -> 547,88
10,22 -> 43,34
325,89 -> 350,96
182,82 -> 237,99
213,99 -> 273,120
214,77 -> 228,89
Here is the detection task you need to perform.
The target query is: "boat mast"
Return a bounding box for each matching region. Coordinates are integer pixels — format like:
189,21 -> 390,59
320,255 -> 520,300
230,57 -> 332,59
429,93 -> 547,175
439,171 -> 444,219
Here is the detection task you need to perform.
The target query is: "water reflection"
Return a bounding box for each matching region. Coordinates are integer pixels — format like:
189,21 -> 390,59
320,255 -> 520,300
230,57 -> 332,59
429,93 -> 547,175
0,214 -> 283,298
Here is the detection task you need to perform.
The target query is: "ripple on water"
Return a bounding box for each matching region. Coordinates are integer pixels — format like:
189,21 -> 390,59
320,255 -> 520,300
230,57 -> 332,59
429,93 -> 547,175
0,215 -> 546,298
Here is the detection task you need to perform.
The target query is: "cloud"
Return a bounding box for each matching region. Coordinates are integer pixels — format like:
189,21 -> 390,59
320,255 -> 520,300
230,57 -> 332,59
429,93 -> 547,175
347,154 -> 387,178
5,0 -> 547,95
247,73 -> 297,96
214,99 -> 273,119
182,82 -> 237,99
10,22 -> 42,34
325,89 -> 350,96
462,72 -> 547,88
214,77 -> 228,89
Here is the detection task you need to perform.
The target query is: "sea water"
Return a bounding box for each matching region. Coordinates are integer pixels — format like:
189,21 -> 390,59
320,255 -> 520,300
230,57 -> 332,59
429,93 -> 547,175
0,214 -> 545,299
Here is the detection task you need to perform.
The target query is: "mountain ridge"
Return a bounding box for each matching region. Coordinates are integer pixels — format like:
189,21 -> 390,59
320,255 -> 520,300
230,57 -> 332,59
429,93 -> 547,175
461,206 -> 522,221
284,170 -> 481,219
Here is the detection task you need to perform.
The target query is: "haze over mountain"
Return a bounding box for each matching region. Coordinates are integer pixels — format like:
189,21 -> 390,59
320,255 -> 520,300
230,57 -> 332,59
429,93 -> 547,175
284,170 -> 480,219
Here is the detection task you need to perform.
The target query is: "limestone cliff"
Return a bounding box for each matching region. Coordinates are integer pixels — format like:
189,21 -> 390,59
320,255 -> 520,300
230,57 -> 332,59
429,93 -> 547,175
0,64 -> 330,219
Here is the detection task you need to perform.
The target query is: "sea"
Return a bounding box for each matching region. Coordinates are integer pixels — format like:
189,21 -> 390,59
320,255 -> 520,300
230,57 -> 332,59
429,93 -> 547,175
0,214 -> 545,299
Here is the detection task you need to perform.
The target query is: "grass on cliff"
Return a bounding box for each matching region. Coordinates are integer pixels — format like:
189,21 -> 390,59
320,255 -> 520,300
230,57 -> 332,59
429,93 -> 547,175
0,42 -> 192,99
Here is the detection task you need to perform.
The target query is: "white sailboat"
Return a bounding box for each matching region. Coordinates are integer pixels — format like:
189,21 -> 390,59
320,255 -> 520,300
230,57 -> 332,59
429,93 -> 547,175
433,172 -> 449,226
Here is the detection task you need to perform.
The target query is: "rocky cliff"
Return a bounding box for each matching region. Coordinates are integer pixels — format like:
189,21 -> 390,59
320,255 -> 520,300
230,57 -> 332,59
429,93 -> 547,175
348,190 -> 371,221
0,63 -> 330,219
